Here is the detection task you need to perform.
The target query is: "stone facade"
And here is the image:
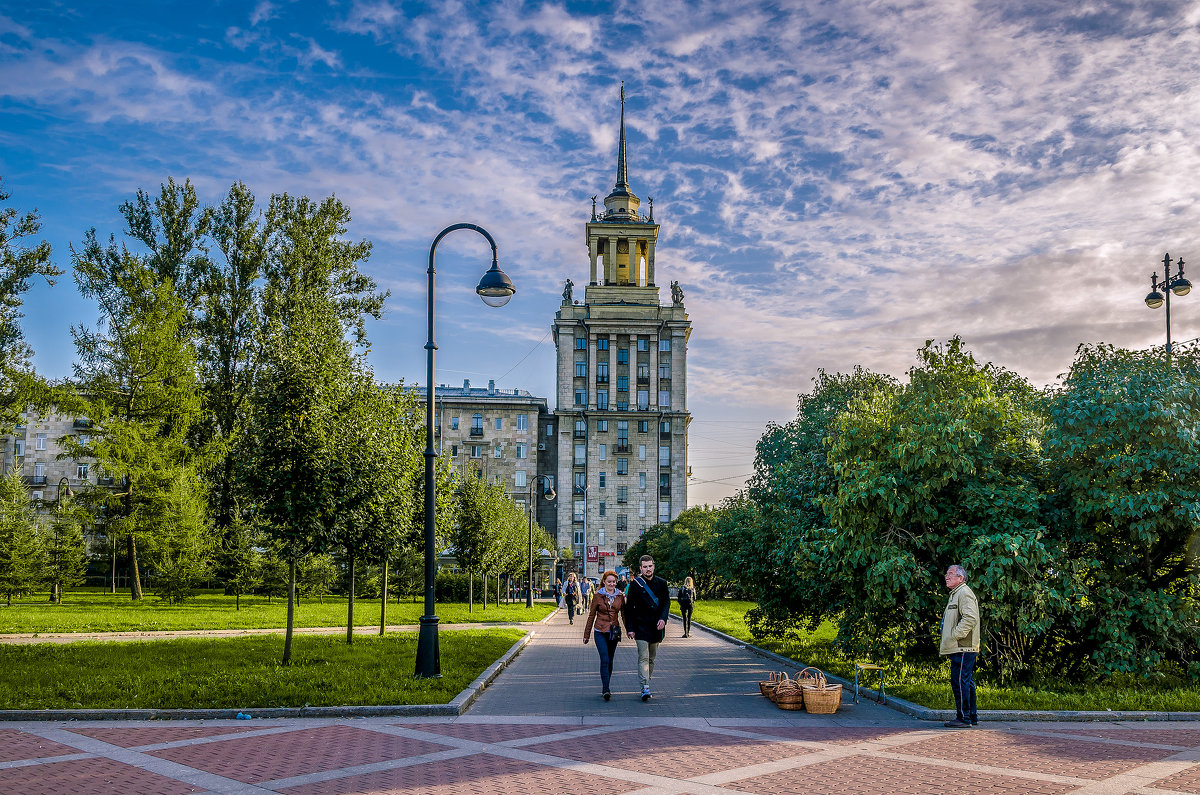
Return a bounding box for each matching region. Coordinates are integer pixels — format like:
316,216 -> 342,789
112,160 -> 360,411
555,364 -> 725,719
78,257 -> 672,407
1,408 -> 105,510
553,91 -> 691,579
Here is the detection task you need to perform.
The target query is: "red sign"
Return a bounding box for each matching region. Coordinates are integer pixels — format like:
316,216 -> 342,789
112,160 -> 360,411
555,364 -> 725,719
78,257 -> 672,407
600,550 -> 615,558
586,545 -> 599,562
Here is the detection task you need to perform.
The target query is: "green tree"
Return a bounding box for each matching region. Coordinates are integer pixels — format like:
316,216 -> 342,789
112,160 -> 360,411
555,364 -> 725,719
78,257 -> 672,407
0,468 -> 45,605
221,518 -> 262,610
148,468 -> 214,604
1044,342 -> 1200,677
0,178 -> 61,431
451,474 -> 508,611
44,486 -> 89,603
623,506 -> 726,595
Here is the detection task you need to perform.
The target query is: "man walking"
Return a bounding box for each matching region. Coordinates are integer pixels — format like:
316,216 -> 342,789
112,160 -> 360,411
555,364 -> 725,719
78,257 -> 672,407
623,555 -> 670,701
940,564 -> 981,728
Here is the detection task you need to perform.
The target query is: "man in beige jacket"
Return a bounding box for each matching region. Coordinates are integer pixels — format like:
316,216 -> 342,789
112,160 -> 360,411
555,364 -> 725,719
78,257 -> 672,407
940,564 -> 980,728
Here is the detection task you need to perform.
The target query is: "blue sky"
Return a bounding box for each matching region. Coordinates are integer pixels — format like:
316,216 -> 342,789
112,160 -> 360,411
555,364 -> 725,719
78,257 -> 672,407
3,1 -> 1200,506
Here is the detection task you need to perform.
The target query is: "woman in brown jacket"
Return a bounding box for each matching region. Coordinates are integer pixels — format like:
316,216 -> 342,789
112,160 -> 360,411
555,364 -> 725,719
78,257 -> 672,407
584,569 -> 625,701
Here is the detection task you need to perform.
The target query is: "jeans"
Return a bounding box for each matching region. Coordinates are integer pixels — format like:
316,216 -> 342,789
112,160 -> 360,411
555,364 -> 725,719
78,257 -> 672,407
565,599 -> 576,622
679,602 -> 693,634
948,651 -> 978,723
635,639 -> 658,689
594,629 -> 618,693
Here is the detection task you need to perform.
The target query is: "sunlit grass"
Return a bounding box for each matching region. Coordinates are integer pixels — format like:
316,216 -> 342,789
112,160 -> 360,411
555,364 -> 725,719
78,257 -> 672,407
0,589 -> 554,633
0,629 -> 525,710
692,600 -> 1200,712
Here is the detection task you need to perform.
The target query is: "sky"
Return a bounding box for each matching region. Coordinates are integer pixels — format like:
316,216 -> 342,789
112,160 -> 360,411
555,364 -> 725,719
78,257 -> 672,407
3,0 -> 1200,507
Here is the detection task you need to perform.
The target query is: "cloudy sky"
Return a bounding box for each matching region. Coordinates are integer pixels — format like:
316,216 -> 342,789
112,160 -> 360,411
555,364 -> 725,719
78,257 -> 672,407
3,0 -> 1200,506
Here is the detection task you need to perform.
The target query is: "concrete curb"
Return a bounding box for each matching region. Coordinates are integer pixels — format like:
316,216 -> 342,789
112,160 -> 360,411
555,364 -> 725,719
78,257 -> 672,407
684,617 -> 1200,723
0,630 -> 535,722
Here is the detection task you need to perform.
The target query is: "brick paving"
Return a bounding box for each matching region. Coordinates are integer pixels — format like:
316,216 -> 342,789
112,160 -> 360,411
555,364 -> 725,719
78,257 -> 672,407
5,609 -> 1200,793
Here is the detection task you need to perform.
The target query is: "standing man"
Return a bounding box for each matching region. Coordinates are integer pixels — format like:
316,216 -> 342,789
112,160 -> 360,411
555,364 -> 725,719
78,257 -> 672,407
940,564 -> 981,728
623,555 -> 670,701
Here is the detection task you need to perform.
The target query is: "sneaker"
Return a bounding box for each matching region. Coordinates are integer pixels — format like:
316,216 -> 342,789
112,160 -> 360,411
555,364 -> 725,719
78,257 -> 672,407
603,691 -> 611,701
943,720 -> 970,728
641,688 -> 651,702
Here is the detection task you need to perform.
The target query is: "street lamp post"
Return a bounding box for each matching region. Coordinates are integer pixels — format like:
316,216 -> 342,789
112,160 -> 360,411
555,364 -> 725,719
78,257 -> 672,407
53,477 -> 74,604
1145,252 -> 1192,356
526,475 -> 556,608
416,223 -> 515,679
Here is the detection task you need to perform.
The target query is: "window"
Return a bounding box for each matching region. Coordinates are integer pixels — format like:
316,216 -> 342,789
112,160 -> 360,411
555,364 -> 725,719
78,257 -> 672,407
598,529 -> 606,544
660,446 -> 671,467
494,446 -> 502,458
596,419 -> 608,432
470,445 -> 483,458
637,363 -> 650,380
617,458 -> 628,475
658,390 -> 670,408
597,390 -> 609,410
495,474 -> 503,484
659,501 -> 670,521
639,472 -> 647,490
450,444 -> 458,457
516,414 -> 528,431
659,339 -> 671,352
575,361 -> 587,378
574,471 -> 586,493
574,528 -> 585,544
659,362 -> 671,379
13,439 -> 23,457
574,501 -> 585,522
79,434 -> 91,445
639,499 -> 646,517
638,390 -> 649,410
617,485 -> 628,503
617,514 -> 628,531
516,443 -> 527,459
31,491 -> 42,502
617,375 -> 628,392
639,444 -> 646,461
599,472 -> 607,488
515,470 -> 527,488
575,419 -> 587,438
659,473 -> 671,494
596,362 -> 609,383
617,421 -> 628,448
575,389 -> 586,405
617,348 -> 629,364
597,336 -> 609,351
546,424 -> 554,436
638,420 -> 649,433
495,417 -> 503,430
35,433 -> 46,451
575,336 -> 587,350
599,444 -> 607,461
451,416 -> 459,430
637,337 -> 650,351
616,400 -> 629,411
574,444 -> 586,465
660,419 -> 671,437
599,500 -> 607,517
471,414 -> 483,433
616,542 -> 627,555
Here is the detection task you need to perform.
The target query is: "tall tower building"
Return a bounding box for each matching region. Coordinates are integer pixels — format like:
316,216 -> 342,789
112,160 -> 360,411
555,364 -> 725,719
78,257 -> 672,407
553,88 -> 691,579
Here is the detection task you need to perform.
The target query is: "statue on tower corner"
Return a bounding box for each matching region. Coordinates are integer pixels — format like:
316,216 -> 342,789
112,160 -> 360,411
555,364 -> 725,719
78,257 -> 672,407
563,278 -> 574,304
671,280 -> 684,304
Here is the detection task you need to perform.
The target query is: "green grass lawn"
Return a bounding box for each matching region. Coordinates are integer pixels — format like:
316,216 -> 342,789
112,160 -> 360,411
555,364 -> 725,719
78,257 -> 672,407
0,590 -> 554,633
691,600 -> 1200,712
0,629 -> 525,710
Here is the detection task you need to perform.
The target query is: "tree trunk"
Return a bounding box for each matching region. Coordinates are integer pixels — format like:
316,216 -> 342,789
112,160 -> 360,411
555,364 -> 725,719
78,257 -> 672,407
128,535 -> 143,601
282,557 -> 296,666
379,560 -> 388,636
468,574 -> 474,612
346,556 -> 355,645
236,591 -> 240,611
110,543 -> 116,594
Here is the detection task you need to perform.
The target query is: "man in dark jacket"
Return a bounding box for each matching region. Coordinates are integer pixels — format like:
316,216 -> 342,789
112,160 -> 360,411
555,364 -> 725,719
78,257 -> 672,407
623,555 -> 671,701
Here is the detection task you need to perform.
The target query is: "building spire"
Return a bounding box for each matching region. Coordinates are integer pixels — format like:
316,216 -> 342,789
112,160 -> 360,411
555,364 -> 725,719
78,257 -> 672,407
615,82 -> 629,191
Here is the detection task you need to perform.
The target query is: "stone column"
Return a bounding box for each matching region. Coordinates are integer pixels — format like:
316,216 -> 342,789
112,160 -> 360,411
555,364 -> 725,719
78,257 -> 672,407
589,236 -> 598,285
607,237 -> 618,285
646,241 -> 656,286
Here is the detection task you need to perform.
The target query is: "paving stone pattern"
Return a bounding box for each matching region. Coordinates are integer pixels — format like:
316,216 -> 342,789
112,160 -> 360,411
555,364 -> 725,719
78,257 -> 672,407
6,611 -> 1200,793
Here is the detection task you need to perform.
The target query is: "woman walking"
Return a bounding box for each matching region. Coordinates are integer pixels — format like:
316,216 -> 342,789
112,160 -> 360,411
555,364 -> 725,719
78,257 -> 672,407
584,569 -> 625,701
677,576 -> 696,637
563,572 -> 581,624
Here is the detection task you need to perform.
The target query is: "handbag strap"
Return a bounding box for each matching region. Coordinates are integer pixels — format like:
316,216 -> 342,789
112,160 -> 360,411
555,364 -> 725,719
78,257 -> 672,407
634,576 -> 659,608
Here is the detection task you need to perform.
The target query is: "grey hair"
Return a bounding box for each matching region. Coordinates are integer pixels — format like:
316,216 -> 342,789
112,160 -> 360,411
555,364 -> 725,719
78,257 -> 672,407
947,564 -> 967,581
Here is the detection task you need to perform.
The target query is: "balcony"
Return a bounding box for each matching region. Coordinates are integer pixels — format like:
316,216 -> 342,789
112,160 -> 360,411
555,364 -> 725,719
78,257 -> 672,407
469,427 -> 484,437
659,486 -> 671,497
573,486 -> 586,495
637,376 -> 650,385
573,459 -> 586,468
73,418 -> 93,429
596,375 -> 609,384
615,444 -> 630,454
573,430 -> 586,439
98,477 -> 115,486
660,431 -> 671,440
23,476 -> 47,486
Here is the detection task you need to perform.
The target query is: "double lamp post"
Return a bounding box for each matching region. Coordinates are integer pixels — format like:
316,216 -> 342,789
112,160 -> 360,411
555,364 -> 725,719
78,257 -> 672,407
1144,252 -> 1192,354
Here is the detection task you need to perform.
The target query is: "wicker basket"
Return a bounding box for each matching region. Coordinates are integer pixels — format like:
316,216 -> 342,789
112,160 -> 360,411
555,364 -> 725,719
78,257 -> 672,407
767,672 -> 790,703
801,669 -> 843,715
774,678 -> 805,711
759,671 -> 784,698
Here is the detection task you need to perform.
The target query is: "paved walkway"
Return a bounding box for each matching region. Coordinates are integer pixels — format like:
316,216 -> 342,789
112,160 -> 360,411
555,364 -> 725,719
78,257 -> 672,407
6,611 -> 1200,793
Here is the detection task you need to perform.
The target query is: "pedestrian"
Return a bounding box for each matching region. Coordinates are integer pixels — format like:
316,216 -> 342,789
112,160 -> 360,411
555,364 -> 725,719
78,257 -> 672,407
623,554 -> 670,701
677,576 -> 696,637
583,569 -> 625,701
940,563 -> 981,728
563,572 -> 581,624
580,576 -> 592,606
554,578 -> 563,607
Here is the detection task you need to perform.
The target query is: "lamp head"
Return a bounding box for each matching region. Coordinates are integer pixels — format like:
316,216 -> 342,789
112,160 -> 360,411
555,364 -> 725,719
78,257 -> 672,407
1145,290 -> 1164,309
476,261 -> 516,307
544,485 -> 557,502
1171,277 -> 1192,296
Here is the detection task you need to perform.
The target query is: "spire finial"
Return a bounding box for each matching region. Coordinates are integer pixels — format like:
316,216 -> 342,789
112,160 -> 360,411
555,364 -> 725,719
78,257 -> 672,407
615,82 -> 628,191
